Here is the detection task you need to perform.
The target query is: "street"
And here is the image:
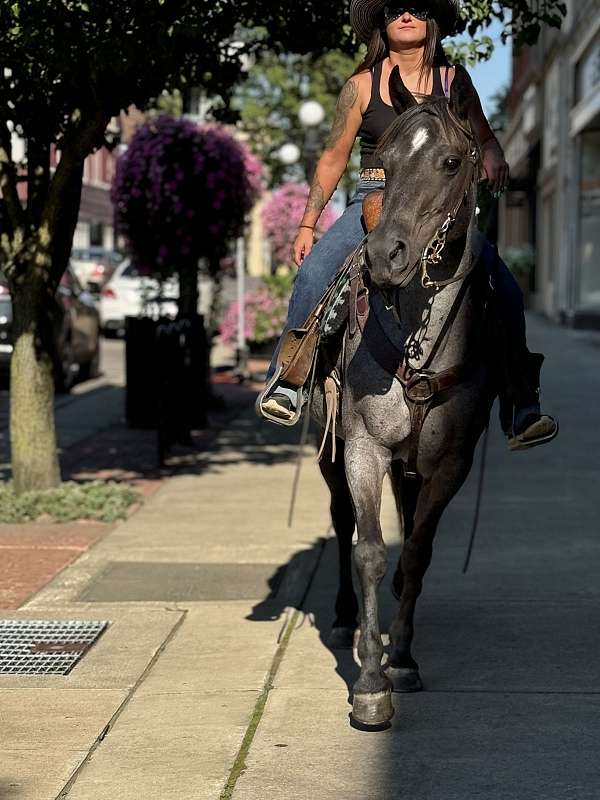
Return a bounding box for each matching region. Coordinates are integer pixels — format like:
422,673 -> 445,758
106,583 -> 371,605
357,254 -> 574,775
1,314 -> 599,799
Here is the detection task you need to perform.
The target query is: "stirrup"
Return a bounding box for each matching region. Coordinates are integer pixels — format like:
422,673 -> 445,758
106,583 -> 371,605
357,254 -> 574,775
255,365 -> 304,427
507,414 -> 559,452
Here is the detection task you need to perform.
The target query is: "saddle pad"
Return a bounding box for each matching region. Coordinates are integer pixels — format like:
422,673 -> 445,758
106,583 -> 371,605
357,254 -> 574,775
320,243 -> 367,338
321,276 -> 351,338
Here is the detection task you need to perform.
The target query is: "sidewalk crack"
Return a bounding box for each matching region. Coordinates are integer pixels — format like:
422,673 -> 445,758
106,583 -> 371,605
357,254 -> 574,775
55,608 -> 187,799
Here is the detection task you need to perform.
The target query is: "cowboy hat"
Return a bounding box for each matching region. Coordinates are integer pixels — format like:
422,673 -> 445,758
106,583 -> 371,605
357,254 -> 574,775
350,0 -> 462,41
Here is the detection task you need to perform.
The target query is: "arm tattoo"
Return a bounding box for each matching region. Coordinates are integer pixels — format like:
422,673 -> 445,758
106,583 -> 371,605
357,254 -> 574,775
325,79 -> 358,150
306,175 -> 326,214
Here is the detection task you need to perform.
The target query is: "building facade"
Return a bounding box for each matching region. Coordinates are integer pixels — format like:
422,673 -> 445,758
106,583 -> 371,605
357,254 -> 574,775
500,0 -> 600,327
9,125 -> 118,253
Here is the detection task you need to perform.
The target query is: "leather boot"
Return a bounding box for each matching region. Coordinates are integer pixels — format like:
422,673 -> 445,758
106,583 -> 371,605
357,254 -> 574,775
505,351 -> 558,451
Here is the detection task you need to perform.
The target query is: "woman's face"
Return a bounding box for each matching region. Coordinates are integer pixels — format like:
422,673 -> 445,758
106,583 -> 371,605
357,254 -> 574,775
384,7 -> 428,47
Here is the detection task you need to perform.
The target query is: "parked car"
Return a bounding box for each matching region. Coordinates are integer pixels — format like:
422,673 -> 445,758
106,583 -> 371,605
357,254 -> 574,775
71,247 -> 123,290
0,266 -> 101,392
100,258 -> 214,337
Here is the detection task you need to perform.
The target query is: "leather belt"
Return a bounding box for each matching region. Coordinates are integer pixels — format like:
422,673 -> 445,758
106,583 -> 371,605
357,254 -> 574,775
359,168 -> 386,181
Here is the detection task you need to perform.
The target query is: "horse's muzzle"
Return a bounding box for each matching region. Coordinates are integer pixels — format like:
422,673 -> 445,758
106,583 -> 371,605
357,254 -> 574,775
366,232 -> 413,288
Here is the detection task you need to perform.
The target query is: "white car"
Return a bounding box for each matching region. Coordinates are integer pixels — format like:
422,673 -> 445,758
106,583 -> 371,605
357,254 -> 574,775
99,258 -> 213,337
71,247 -> 123,290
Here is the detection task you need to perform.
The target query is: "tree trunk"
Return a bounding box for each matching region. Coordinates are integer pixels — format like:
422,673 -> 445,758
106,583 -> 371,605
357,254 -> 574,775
177,261 -> 199,317
10,276 -> 61,493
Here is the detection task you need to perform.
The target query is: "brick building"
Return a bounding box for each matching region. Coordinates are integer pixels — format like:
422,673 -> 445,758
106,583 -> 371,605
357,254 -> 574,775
500,0 -> 600,327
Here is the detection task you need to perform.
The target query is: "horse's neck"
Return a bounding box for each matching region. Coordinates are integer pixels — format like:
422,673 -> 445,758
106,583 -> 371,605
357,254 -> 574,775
397,226 -> 478,372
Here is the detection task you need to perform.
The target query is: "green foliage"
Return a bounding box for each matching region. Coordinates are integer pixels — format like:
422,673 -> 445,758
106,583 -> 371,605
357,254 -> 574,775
504,243 -> 535,279
232,49 -> 362,187
488,84 -> 510,132
444,36 -> 495,67
261,270 -> 295,298
0,480 -> 139,523
455,1 -> 567,58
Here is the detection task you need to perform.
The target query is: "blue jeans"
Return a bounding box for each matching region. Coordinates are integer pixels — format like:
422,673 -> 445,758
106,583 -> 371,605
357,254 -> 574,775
267,179 -> 524,379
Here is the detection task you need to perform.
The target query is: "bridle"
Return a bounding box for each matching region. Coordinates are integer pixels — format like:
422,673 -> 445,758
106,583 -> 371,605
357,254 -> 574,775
419,139 -> 480,291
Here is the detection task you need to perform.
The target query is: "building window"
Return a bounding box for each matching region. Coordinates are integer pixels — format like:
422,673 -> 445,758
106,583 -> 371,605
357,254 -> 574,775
89,222 -> 104,247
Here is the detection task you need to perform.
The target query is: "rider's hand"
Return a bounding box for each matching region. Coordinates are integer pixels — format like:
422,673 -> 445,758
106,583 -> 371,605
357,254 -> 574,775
291,227 -> 315,268
481,140 -> 509,198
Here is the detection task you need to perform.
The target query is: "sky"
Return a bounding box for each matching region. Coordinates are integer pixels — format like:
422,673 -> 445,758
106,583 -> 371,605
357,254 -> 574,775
464,19 -> 512,117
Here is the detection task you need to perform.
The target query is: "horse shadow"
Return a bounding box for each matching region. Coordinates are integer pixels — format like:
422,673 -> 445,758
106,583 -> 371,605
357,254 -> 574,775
246,534 -> 404,699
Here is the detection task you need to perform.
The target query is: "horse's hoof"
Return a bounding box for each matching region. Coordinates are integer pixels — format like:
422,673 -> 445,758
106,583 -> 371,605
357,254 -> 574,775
327,626 -> 356,649
385,665 -> 423,693
350,690 -> 394,729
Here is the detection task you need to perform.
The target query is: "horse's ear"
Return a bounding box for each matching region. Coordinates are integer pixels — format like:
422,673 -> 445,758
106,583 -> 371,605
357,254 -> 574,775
448,64 -> 473,126
389,65 -> 417,114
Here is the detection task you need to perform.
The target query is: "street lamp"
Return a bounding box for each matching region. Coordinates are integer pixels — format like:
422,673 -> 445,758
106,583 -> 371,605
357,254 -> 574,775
298,100 -> 325,183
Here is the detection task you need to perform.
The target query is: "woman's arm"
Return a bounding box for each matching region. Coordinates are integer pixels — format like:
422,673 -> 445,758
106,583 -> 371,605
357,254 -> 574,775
457,66 -> 509,196
468,86 -> 509,196
291,75 -> 365,266
299,76 -> 365,229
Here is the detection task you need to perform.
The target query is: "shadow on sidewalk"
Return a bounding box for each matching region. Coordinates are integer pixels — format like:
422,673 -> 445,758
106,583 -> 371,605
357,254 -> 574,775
246,535 -> 404,698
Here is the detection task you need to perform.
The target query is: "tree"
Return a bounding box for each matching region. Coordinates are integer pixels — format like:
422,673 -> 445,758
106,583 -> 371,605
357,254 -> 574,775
232,50 -> 360,188
445,0 -> 568,63
112,116 -> 260,315
0,0 -> 568,494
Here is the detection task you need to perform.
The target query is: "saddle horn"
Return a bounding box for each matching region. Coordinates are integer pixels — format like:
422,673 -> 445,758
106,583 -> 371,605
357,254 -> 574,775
362,190 -> 384,232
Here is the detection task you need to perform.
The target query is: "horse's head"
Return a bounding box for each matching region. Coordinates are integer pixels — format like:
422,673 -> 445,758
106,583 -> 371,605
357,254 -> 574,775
365,66 -> 480,289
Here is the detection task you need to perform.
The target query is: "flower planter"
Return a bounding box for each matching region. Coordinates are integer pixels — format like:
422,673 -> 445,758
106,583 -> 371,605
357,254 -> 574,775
125,314 -> 208,431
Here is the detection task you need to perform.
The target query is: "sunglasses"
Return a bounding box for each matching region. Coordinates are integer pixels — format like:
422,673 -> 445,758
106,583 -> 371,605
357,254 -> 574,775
383,6 -> 431,24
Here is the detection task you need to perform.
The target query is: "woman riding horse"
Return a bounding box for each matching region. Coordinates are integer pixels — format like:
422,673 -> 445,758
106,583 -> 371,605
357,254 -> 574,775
258,0 -> 557,451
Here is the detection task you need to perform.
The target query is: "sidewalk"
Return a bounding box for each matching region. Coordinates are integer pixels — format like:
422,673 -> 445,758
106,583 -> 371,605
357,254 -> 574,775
2,314 -> 600,799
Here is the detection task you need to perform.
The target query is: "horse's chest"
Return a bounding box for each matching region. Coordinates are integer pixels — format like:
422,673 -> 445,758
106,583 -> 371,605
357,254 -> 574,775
342,367 -> 411,447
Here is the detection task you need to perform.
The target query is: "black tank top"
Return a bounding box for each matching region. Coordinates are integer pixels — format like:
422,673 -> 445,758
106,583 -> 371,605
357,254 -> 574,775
358,60 -> 449,169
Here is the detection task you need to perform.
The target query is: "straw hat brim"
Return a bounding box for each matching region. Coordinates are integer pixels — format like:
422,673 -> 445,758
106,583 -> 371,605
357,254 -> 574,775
350,0 -> 462,41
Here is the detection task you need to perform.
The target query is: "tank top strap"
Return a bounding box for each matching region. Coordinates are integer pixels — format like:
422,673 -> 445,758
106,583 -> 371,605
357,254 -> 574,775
371,59 -> 384,104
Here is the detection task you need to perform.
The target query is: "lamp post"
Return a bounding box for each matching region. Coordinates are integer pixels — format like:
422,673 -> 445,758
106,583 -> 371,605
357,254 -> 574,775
298,100 -> 325,183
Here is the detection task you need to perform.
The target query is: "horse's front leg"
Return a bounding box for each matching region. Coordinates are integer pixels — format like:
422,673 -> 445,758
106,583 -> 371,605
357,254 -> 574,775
345,437 -> 393,729
387,457 -> 471,693
318,437 -> 359,649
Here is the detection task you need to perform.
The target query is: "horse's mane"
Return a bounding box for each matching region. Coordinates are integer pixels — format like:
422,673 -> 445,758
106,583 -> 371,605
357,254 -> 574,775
375,98 -> 474,160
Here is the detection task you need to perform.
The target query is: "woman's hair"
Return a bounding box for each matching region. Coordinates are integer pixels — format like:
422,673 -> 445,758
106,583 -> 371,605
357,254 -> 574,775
351,17 -> 450,90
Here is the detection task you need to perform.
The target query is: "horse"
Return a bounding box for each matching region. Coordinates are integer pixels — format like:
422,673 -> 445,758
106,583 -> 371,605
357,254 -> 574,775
310,68 -> 497,730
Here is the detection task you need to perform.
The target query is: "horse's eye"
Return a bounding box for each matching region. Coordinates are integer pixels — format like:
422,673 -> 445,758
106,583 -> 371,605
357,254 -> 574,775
444,157 -> 461,172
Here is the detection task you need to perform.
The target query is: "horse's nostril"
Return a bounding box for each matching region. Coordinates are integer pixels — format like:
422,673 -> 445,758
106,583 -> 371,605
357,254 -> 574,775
389,240 -> 408,266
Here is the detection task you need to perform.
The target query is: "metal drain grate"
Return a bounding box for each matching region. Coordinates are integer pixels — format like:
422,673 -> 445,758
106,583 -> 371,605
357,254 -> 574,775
0,619 -> 109,675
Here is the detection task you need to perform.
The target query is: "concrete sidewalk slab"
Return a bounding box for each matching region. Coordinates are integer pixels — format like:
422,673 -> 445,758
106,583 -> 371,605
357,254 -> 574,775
0,607 -> 183,799
13,397 -> 331,799
233,688 -> 600,800
62,605 -> 287,800
0,607 -> 184,690
26,409 -> 331,610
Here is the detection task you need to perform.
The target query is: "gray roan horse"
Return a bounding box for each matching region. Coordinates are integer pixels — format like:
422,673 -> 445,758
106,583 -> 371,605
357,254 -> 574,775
311,69 -> 496,730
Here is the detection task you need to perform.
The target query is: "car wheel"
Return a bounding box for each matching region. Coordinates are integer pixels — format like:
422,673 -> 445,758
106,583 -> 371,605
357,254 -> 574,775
80,341 -> 100,381
54,338 -> 78,393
